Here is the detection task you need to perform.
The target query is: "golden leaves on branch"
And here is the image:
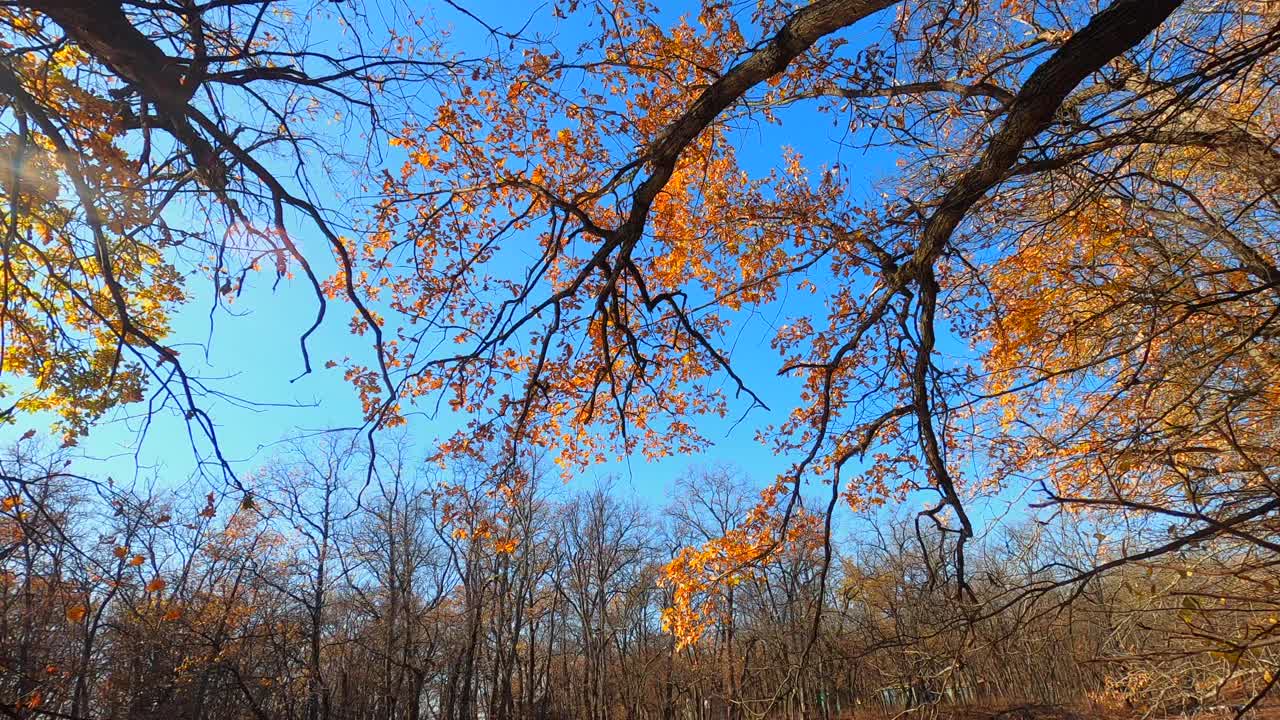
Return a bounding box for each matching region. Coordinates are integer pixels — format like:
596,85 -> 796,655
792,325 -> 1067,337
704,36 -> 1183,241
661,479 -> 823,647
0,8 -> 188,441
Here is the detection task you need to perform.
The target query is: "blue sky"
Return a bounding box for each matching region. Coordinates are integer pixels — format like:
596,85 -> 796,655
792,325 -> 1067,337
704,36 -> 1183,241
0,0 -> 1017,532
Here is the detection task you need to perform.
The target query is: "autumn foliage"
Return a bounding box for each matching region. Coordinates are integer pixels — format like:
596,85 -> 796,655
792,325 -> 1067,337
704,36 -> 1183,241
3,0 -> 1280,717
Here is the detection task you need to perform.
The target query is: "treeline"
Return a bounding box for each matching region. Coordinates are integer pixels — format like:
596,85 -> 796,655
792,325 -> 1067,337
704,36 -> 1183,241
1,436 -> 1275,720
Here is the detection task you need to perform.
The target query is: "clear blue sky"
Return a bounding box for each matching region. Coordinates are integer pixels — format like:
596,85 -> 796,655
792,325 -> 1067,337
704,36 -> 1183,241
1,0 -> 1022,534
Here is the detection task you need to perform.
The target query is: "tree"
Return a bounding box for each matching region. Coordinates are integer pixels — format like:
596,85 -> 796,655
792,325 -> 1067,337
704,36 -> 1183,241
666,465 -> 753,720
342,0 -> 1280,702
5,0 -> 1280,713
0,0 -> 445,469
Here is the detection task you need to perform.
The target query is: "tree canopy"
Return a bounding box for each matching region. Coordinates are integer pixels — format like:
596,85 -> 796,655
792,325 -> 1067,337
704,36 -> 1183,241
2,0 -> 1279,716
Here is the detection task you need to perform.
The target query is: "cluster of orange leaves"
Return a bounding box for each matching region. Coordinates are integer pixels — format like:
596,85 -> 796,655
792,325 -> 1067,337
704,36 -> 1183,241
661,479 -> 823,646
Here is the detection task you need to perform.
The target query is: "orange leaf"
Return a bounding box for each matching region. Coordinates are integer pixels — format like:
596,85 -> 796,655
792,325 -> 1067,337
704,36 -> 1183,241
112,546 -> 128,559
66,604 -> 87,623
128,555 -> 145,567
145,577 -> 166,593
